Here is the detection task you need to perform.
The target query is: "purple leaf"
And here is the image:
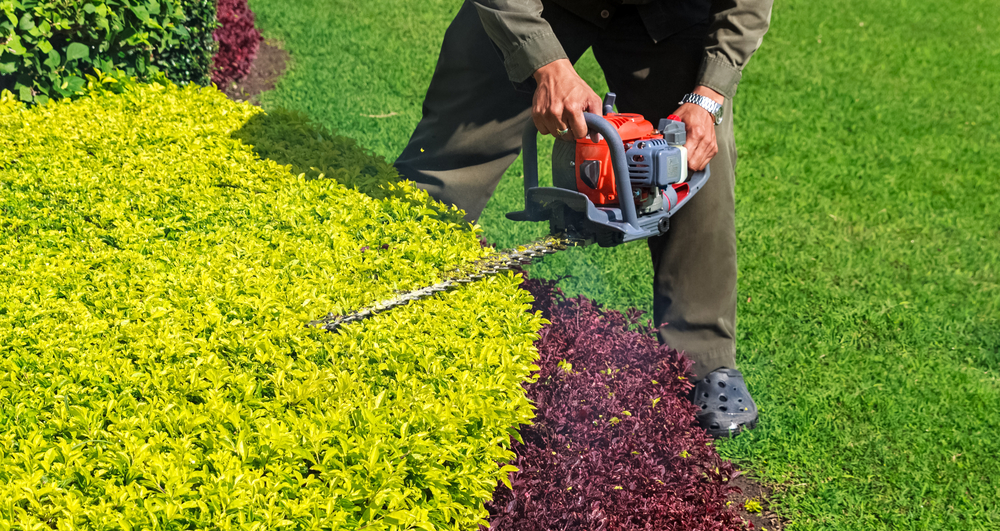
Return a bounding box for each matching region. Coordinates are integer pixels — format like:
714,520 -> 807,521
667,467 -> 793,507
488,276 -> 745,530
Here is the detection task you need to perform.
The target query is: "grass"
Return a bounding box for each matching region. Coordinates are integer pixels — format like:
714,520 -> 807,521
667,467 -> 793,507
249,0 -> 1000,528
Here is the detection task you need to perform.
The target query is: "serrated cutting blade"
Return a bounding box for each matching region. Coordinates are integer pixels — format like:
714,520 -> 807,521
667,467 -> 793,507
309,237 -> 570,332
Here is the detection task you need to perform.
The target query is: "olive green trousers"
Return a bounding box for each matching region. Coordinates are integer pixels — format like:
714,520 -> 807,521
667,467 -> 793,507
394,1 -> 738,380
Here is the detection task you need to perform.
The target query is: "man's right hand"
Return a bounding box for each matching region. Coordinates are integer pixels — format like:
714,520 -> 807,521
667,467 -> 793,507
531,59 -> 603,139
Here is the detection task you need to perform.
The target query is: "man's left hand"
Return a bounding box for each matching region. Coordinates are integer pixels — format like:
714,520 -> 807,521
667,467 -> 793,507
670,85 -> 724,171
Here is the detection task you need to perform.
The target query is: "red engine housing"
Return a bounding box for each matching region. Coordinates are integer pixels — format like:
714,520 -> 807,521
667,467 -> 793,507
574,113 -> 661,206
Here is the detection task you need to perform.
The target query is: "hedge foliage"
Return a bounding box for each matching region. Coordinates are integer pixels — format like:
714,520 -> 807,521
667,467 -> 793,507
154,0 -> 218,86
211,0 -> 260,85
488,279 -> 744,530
0,0 -> 218,104
0,79 -> 543,529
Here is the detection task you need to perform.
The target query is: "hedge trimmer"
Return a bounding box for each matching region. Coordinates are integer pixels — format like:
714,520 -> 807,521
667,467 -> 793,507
310,93 -> 710,332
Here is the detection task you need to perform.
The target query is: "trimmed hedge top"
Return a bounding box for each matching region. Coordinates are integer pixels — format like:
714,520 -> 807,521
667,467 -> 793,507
0,80 -> 542,529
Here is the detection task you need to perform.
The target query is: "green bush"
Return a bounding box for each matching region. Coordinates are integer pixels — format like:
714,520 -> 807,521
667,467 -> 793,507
152,0 -> 218,86
0,0 -> 218,104
0,79 -> 542,529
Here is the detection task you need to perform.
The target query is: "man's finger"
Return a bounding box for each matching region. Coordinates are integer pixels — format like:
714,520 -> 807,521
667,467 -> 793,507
541,103 -> 569,136
690,152 -> 708,172
546,110 -> 570,135
684,129 -> 703,170
688,147 -> 704,171
532,114 -> 551,136
690,130 -> 708,168
688,137 -> 711,171
569,95 -> 603,139
567,109 -> 588,139
690,138 -> 718,171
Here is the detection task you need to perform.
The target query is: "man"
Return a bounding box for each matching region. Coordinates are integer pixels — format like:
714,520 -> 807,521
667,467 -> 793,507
394,0 -> 773,438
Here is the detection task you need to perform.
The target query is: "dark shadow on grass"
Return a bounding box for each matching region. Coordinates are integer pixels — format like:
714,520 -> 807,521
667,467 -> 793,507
230,110 -> 467,226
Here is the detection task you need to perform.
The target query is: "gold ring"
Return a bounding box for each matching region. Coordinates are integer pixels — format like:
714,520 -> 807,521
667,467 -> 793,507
556,128 -> 570,136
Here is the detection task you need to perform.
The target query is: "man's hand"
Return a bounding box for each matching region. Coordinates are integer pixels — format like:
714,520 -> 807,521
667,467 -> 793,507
531,59 -> 603,139
670,85 -> 724,171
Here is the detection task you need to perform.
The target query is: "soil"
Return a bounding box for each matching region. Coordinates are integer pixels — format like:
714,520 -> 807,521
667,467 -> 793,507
727,472 -> 789,530
219,39 -> 290,105
222,28 -> 789,531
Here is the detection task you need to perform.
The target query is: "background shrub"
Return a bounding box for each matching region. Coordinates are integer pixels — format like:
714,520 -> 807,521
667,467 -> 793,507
211,0 -> 261,85
0,80 -> 542,529
488,278 -> 745,530
0,0 -> 218,104
151,0 -> 219,86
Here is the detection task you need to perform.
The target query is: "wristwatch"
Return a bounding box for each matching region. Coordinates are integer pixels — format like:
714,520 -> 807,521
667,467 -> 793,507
679,93 -> 724,125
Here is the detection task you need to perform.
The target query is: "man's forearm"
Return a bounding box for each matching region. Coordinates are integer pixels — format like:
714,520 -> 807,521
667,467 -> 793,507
693,85 -> 724,105
471,0 -> 568,82
698,0 -> 774,100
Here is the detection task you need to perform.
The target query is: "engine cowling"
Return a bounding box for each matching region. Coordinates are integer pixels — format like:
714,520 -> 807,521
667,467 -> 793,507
550,113 -> 688,208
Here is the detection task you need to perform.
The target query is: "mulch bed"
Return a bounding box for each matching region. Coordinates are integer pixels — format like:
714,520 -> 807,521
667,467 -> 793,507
728,474 -> 786,530
218,39 -> 289,105
221,34 -> 787,531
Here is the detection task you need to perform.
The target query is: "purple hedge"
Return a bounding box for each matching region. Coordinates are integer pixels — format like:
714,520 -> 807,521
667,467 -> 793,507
488,277 -> 747,530
211,0 -> 263,85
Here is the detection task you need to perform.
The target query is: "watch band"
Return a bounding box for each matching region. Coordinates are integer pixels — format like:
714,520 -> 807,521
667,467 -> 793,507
679,93 -> 724,125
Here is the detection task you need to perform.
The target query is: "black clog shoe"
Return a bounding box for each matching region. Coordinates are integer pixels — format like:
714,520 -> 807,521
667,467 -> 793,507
691,368 -> 758,438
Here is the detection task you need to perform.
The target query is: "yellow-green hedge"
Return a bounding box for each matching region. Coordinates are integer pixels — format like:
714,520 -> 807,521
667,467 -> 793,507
0,79 -> 542,530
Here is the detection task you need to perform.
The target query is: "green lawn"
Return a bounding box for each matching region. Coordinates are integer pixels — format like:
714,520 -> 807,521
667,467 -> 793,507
248,0 -> 1000,528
